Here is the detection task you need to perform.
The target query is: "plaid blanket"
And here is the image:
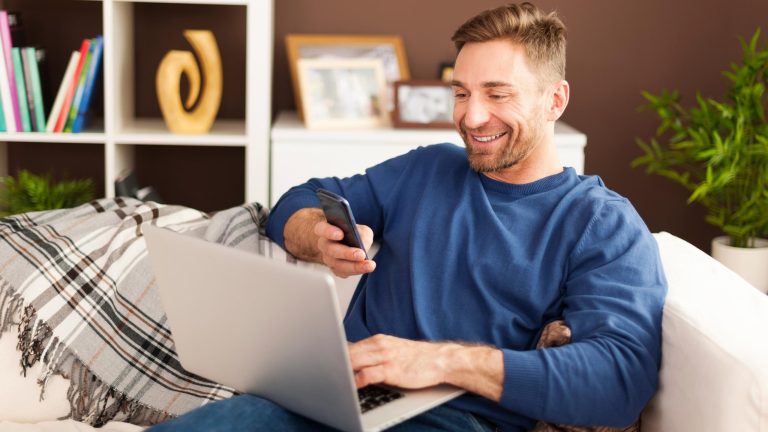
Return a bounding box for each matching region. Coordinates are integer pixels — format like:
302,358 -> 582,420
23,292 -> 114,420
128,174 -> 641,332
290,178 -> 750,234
0,197 -> 295,426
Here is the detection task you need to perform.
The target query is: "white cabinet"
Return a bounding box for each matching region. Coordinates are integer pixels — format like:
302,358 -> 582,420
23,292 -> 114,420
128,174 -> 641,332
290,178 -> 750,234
0,0 -> 273,206
270,111 -> 587,205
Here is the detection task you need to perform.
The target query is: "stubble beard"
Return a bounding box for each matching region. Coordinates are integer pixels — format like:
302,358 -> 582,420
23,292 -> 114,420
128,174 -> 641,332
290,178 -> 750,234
461,112 -> 546,173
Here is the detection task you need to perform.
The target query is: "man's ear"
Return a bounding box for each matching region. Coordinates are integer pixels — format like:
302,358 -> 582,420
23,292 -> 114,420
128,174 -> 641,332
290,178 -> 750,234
546,80 -> 569,121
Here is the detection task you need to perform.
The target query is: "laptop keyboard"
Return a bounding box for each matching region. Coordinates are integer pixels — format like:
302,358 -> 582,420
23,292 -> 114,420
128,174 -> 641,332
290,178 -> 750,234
357,385 -> 404,413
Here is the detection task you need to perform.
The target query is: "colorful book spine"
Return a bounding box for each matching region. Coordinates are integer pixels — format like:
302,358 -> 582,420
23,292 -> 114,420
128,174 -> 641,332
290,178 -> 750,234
20,47 -> 37,132
25,47 -> 45,132
11,47 -> 30,132
72,36 -> 102,133
54,38 -> 89,133
64,38 -> 94,133
0,97 -> 5,131
0,30 -> 12,132
46,51 -> 79,132
0,11 -> 20,131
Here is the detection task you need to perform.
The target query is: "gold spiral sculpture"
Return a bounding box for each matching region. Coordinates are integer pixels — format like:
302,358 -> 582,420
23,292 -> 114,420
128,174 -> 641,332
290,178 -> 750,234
156,30 -> 222,134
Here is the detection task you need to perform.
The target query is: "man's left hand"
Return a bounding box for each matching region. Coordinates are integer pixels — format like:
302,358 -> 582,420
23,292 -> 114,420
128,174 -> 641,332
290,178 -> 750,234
348,334 -> 458,389
348,334 -> 505,401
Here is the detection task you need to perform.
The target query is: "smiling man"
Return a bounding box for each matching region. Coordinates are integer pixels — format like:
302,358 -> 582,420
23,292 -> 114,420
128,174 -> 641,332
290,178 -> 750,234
149,3 -> 666,432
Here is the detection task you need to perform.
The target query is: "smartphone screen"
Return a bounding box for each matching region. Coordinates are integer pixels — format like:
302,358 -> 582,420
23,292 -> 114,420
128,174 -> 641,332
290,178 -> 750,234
315,188 -> 369,259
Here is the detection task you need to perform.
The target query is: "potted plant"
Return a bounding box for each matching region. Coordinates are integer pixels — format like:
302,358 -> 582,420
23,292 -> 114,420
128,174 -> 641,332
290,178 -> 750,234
633,29 -> 768,293
0,170 -> 95,217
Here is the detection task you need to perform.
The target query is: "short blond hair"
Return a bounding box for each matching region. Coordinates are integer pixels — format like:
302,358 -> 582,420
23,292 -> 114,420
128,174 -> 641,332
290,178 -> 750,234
451,2 -> 567,83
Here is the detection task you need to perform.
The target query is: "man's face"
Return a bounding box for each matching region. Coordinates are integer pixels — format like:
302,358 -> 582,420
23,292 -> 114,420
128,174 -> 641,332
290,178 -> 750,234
451,40 -> 551,173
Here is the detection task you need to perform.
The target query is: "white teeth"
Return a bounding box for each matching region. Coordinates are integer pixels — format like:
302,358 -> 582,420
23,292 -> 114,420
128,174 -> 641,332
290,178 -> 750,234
474,132 -> 506,143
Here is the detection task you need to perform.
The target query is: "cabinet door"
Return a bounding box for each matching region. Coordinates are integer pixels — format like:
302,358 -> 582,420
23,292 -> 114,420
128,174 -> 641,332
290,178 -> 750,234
271,141 -> 418,205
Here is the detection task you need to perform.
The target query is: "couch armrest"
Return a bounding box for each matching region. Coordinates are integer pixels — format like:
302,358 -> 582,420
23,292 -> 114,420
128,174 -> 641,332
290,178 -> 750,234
642,232 -> 768,431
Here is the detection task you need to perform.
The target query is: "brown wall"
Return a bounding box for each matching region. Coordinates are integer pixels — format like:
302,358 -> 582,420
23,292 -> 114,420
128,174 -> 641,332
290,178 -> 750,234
274,0 -> 768,251
5,0 -> 768,250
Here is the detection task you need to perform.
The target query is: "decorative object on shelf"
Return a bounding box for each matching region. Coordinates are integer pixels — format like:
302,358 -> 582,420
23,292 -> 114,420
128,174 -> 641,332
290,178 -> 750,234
156,29 -> 222,134
392,80 -> 454,129
286,34 -> 409,116
632,29 -> 768,293
0,170 -> 94,217
297,58 -> 389,129
114,170 -> 164,203
438,61 -> 454,83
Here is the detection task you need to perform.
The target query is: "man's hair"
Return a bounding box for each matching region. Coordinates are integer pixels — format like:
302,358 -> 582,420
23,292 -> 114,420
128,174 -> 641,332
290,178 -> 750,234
451,2 -> 567,83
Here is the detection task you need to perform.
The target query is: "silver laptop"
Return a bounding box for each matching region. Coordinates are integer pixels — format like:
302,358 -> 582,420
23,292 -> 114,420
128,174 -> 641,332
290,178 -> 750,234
144,226 -> 464,432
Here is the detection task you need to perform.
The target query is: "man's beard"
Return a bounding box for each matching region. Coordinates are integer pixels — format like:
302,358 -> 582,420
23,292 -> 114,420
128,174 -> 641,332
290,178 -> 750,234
461,112 -> 546,173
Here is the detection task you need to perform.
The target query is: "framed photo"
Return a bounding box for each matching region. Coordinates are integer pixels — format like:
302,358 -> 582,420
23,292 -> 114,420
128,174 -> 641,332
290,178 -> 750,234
393,80 -> 455,129
286,34 -> 410,115
297,58 -> 389,129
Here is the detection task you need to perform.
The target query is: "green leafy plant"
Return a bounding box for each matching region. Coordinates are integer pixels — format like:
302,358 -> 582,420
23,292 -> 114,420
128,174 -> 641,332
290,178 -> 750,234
632,29 -> 768,248
0,170 -> 95,217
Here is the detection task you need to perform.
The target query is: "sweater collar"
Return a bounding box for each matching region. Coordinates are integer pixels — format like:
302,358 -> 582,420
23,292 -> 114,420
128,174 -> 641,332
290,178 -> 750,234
479,167 -> 575,196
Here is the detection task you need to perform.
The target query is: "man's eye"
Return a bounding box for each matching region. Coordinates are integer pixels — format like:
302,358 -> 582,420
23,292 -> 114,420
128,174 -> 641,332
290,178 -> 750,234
489,94 -> 506,100
454,92 -> 468,100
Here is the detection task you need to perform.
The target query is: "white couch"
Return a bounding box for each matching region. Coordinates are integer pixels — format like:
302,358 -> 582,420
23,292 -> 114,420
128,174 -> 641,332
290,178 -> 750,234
1,232 -> 766,431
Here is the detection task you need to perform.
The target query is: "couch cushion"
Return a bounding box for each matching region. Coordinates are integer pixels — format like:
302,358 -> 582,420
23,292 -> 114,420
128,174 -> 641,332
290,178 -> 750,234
642,232 -> 768,431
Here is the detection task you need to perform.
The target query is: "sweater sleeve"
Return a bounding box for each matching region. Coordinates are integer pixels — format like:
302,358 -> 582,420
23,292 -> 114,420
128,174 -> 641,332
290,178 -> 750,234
265,147 -> 421,248
498,200 -> 667,427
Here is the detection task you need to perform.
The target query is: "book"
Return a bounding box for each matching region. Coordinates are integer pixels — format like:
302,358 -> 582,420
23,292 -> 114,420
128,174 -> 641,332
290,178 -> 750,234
64,38 -> 95,133
0,24 -> 14,132
54,38 -> 89,133
11,47 -> 30,132
25,47 -> 45,132
0,97 -> 4,131
72,36 -> 102,133
20,47 -> 37,132
0,11 -> 20,131
46,51 -> 79,132
34,48 -> 52,118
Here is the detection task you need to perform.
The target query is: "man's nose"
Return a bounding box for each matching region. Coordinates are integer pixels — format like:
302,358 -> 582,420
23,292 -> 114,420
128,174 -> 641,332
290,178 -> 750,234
461,97 -> 491,130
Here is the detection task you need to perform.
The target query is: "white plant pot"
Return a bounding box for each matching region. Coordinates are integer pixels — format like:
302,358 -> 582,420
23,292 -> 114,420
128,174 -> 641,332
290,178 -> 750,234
711,236 -> 768,294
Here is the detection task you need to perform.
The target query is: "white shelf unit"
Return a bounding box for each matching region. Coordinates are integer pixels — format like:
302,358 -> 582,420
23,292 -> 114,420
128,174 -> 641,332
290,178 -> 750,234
271,111 -> 587,206
0,0 -> 273,206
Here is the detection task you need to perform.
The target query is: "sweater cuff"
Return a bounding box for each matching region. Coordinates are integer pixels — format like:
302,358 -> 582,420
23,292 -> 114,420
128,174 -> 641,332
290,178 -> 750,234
264,192 -> 319,248
500,348 -> 546,416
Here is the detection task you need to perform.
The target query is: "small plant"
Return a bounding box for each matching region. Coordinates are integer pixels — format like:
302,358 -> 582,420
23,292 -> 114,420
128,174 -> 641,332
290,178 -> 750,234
0,170 -> 95,217
632,29 -> 768,248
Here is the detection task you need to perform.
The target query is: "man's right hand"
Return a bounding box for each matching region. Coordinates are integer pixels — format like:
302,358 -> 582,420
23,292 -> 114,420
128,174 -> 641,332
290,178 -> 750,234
283,208 -> 376,278
314,220 -> 375,278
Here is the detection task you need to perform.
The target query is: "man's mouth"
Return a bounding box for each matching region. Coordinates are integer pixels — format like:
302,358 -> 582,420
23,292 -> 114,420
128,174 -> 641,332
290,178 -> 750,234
471,131 -> 508,143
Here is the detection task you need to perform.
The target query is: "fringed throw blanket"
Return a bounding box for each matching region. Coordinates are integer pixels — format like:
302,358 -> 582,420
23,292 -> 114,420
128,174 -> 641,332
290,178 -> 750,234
0,197 -> 295,426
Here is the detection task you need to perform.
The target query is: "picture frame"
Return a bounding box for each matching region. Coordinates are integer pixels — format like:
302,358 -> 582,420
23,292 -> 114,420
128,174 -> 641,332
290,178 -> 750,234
392,80 -> 455,129
297,57 -> 389,129
286,34 -> 410,116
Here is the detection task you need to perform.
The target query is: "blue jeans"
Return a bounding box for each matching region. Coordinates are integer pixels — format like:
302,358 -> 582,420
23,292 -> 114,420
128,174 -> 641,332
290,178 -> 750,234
147,394 -> 497,431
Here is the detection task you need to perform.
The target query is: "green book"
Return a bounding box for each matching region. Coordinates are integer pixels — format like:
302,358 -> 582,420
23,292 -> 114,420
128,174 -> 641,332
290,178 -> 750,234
11,47 -> 30,132
64,38 -> 93,133
25,47 -> 45,132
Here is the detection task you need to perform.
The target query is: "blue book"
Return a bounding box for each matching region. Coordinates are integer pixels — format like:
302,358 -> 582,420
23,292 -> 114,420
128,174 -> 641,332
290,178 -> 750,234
72,36 -> 102,133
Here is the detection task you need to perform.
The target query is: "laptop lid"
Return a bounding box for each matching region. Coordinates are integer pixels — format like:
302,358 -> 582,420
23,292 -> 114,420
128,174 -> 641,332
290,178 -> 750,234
144,225 -> 364,432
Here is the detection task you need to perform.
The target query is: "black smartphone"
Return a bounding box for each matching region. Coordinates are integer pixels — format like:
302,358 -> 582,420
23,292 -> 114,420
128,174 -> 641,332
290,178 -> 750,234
315,188 -> 369,259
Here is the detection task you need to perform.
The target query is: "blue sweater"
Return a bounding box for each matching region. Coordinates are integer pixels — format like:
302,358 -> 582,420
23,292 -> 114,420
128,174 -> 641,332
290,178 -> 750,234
266,144 -> 667,431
